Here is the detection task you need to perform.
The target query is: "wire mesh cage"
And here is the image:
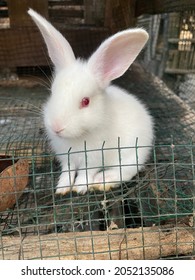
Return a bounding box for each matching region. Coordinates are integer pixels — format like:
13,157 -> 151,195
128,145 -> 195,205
0,64 -> 195,260
0,0 -> 195,260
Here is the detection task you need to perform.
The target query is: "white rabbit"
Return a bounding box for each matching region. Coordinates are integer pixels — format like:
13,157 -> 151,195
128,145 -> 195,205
28,9 -> 154,195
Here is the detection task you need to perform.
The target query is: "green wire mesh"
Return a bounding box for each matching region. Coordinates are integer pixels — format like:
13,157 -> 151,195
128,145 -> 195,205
0,68 -> 195,260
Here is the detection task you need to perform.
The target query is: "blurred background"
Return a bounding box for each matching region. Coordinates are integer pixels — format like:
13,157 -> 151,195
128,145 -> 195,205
0,0 -> 195,108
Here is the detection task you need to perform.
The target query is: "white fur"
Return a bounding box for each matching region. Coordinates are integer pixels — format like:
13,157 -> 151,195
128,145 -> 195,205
28,9 -> 154,194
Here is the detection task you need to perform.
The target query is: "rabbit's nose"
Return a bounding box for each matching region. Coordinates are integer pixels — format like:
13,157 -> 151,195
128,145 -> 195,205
52,121 -> 64,135
55,127 -> 64,134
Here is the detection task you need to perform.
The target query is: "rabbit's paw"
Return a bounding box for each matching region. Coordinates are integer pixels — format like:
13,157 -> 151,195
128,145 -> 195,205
72,184 -> 88,194
55,173 -> 73,195
92,182 -> 114,192
55,184 -> 72,195
92,170 -> 119,192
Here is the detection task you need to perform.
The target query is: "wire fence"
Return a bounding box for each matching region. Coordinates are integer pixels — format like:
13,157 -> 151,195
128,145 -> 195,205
0,66 -> 195,260
0,143 -> 194,259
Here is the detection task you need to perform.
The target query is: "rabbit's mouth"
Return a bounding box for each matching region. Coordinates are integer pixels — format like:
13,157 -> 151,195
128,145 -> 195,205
54,127 -> 65,137
48,124 -> 66,138
52,126 -> 90,140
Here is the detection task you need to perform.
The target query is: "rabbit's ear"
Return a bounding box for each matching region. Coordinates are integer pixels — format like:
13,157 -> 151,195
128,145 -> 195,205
88,29 -> 148,87
28,9 -> 75,71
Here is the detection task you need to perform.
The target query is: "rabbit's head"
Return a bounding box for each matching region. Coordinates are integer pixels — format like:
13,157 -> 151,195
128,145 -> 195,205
28,9 -> 148,139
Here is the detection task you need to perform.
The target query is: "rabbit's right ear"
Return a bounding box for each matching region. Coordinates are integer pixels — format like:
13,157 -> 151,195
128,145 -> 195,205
28,9 -> 75,71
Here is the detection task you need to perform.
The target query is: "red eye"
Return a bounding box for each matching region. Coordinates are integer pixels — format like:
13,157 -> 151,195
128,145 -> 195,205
81,97 -> 90,108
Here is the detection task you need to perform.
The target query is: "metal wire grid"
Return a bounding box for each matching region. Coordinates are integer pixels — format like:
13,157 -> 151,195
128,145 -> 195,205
116,68 -> 195,146
0,143 -> 194,260
0,69 -> 195,259
177,74 -> 195,110
0,86 -> 48,158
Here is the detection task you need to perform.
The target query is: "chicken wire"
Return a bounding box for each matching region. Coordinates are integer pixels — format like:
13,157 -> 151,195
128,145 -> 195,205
0,65 -> 195,260
176,74 -> 195,110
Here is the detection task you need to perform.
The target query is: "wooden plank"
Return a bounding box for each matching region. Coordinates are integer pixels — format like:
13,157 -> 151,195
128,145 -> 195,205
165,68 -> 195,74
7,0 -> 48,28
49,17 -> 84,25
136,0 -> 195,17
105,0 -> 136,32
168,38 -> 195,43
94,0 -> 106,26
0,28 -> 47,67
84,0 -> 95,25
1,222 -> 194,259
84,0 -> 105,26
49,7 -> 84,19
49,0 -> 84,6
0,27 -> 110,67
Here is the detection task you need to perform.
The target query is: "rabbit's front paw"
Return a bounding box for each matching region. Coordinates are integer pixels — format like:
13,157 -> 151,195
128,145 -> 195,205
55,184 -> 72,195
92,170 -> 119,192
72,184 -> 88,194
73,171 -> 94,194
55,173 -> 73,195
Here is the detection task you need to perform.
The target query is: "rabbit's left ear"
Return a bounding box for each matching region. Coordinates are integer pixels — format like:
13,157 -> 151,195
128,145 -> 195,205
88,29 -> 148,87
28,9 -> 75,71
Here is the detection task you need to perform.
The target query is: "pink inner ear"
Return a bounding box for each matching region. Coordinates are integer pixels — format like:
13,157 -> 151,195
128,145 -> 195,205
103,38 -> 132,82
88,29 -> 148,87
